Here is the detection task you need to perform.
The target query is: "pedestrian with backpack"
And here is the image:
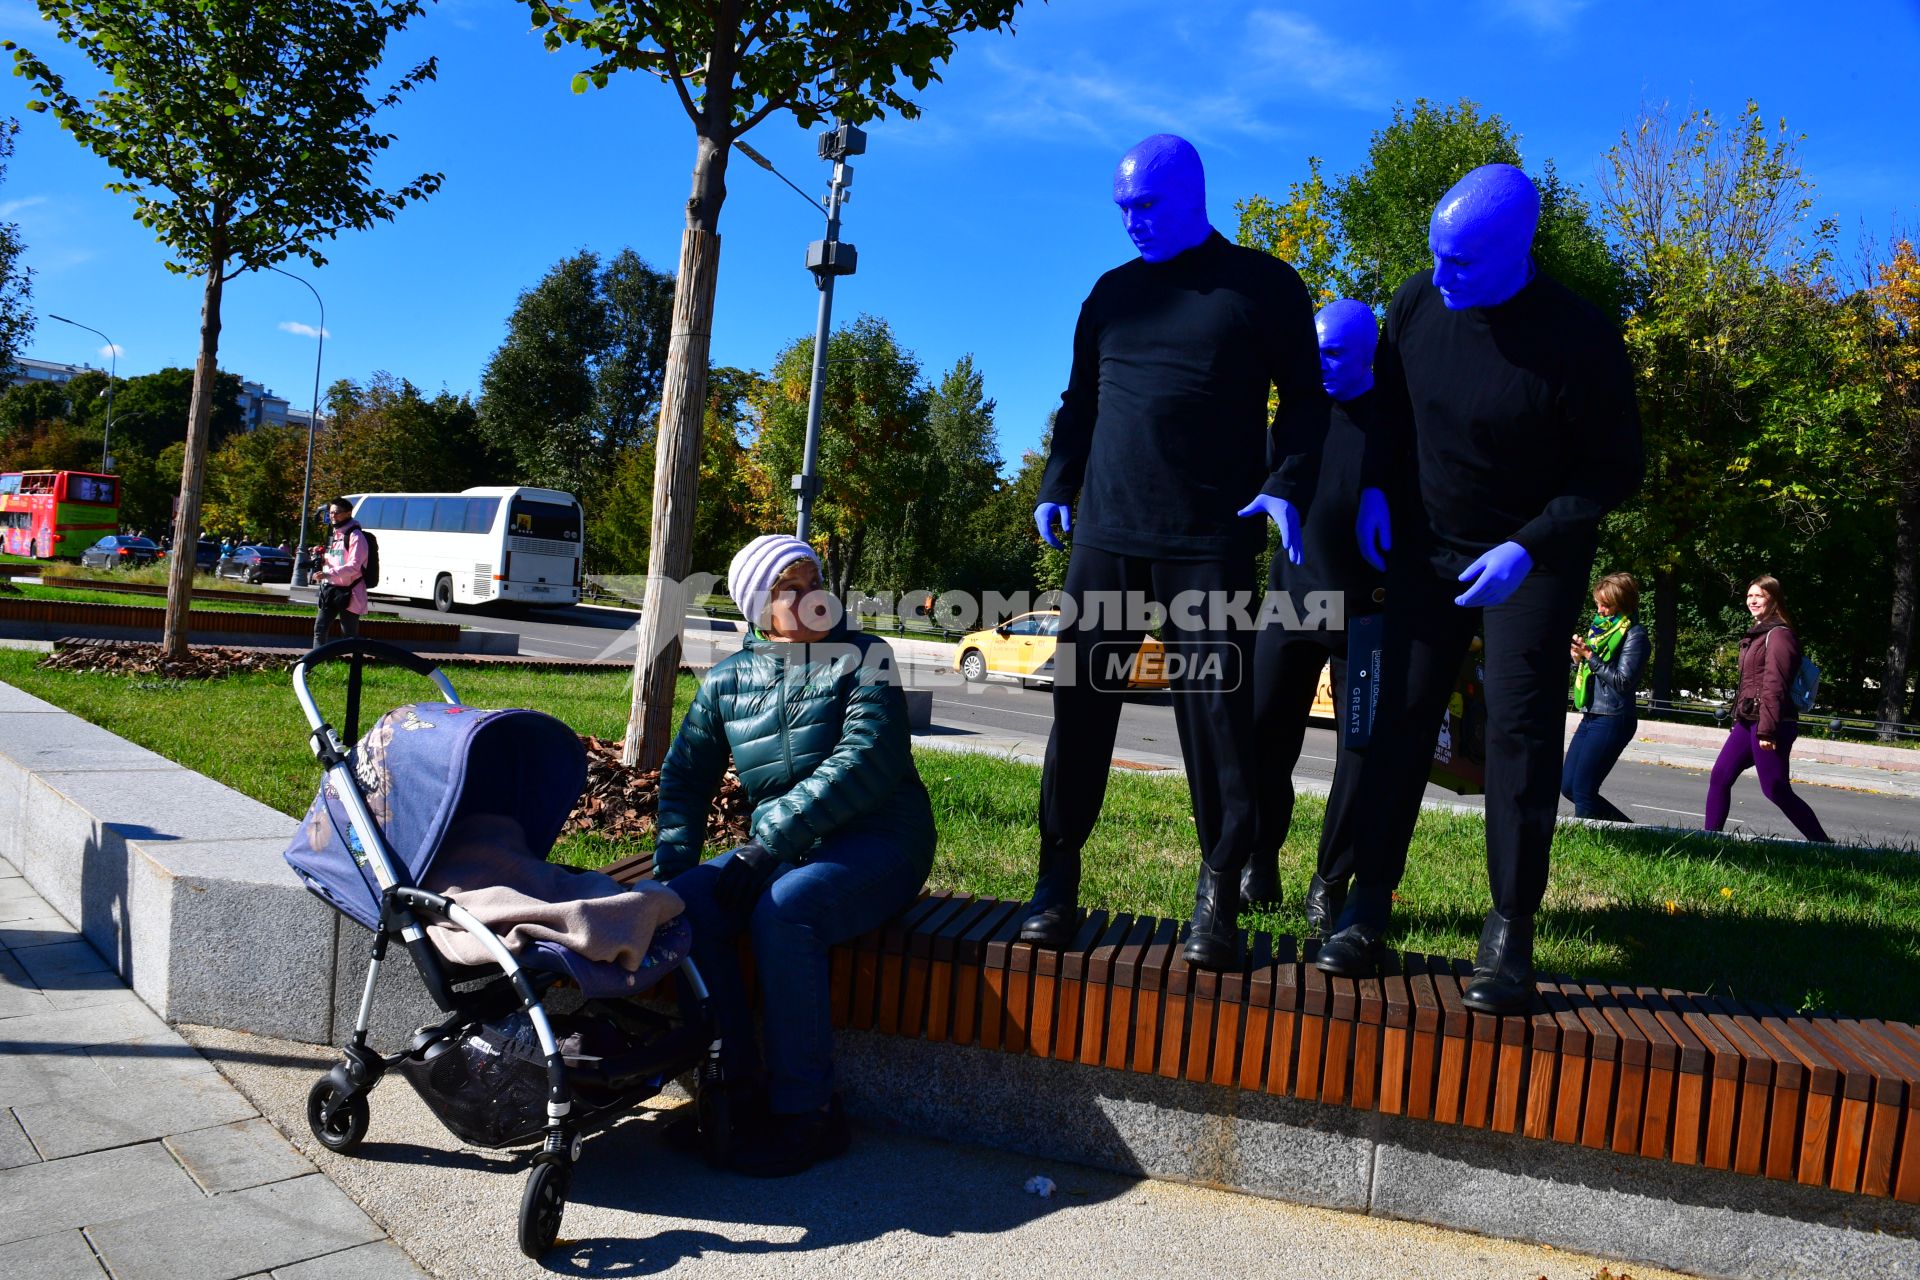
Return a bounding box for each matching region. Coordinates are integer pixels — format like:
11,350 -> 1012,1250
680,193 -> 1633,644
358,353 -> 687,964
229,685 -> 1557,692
313,497 -> 371,648
1703,575 -> 1831,842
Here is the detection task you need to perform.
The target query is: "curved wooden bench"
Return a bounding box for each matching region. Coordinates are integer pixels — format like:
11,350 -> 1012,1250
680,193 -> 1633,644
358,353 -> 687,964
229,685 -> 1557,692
604,850 -> 1918,1204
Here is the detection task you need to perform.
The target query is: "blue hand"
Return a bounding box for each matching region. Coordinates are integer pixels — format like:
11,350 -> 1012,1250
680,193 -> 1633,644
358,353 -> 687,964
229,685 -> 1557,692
1034,502 -> 1071,551
1355,487 -> 1391,572
1237,494 -> 1303,565
1454,541 -> 1533,608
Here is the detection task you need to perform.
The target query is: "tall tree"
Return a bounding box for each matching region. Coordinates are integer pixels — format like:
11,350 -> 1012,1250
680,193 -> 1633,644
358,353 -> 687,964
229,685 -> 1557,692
1855,237 -> 1920,734
316,373 -> 502,499
477,247 -> 673,497
525,0 -> 1027,769
0,117 -> 32,370
1235,99 -> 1623,316
202,423 -> 307,542
748,314 -> 927,600
1234,156 -> 1339,305
1598,101 -> 1836,706
96,367 -> 243,456
7,0 -> 441,656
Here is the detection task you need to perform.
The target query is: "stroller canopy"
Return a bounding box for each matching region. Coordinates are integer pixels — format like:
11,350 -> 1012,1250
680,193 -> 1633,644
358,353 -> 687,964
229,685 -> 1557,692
285,702 -> 586,931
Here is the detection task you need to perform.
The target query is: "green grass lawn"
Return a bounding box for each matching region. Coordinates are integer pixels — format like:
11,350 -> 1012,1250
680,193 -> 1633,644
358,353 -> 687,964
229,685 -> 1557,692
7,581 -> 403,621
0,647 -> 1914,1020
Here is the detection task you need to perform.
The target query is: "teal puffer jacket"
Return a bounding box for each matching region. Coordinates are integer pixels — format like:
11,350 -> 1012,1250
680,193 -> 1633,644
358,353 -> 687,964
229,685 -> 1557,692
653,623 -> 935,877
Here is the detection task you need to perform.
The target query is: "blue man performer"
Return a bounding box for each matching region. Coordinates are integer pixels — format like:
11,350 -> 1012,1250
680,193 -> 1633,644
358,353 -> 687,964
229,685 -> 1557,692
1315,164 -> 1642,1013
1023,134 -> 1326,970
1244,299 -> 1389,936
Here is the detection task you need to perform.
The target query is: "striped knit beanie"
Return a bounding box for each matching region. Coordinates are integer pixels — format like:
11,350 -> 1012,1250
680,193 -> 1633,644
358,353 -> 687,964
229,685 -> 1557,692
728,534 -> 820,630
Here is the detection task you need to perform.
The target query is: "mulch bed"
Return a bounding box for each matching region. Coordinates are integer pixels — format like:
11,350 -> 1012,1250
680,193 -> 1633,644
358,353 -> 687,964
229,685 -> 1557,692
37,639 -> 299,679
564,733 -> 751,849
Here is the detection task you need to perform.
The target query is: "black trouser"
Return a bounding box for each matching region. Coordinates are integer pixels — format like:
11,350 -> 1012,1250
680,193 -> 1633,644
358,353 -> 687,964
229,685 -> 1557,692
313,588 -> 361,648
1032,546 -> 1258,909
1251,622 -> 1363,888
1348,555 -> 1591,918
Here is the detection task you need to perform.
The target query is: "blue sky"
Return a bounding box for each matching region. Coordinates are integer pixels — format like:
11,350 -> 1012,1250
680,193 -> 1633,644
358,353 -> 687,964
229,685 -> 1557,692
6,0 -> 1919,476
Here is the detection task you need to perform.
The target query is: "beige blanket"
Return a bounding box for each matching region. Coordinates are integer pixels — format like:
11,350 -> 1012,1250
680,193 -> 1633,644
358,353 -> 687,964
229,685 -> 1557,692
422,814 -> 684,972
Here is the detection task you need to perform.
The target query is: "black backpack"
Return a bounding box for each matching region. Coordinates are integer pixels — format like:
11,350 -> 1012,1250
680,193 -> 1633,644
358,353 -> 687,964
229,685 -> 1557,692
358,528 -> 381,590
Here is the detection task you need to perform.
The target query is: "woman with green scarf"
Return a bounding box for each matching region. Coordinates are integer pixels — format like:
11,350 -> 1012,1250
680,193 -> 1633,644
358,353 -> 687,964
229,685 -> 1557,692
1561,572 -> 1649,822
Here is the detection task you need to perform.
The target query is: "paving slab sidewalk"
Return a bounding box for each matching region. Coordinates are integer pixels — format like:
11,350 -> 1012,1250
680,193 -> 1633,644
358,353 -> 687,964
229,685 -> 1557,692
180,1023 -> 1686,1280
0,855 -> 426,1280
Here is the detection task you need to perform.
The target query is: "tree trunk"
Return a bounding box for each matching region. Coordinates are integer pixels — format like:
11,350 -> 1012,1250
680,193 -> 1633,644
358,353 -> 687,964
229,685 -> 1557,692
1650,562 -> 1679,711
622,131 -> 729,769
162,257 -> 227,659
1883,479 -> 1920,739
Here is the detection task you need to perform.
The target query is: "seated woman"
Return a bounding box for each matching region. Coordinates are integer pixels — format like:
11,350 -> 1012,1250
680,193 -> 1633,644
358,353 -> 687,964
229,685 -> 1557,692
655,534 -> 935,1177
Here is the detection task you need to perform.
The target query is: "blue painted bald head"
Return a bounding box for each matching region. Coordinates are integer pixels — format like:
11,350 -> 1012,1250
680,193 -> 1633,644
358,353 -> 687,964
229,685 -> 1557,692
1315,299 -> 1377,401
1429,163 -> 1539,310
1113,135 -> 1213,263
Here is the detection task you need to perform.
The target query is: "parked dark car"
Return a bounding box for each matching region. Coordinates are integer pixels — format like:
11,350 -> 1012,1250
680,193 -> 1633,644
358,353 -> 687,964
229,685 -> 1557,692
216,544 -> 295,585
194,539 -> 220,573
79,535 -> 159,569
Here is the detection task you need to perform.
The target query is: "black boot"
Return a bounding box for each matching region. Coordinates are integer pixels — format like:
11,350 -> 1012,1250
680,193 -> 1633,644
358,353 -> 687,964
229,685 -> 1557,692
1313,880 -> 1392,976
1182,864 -> 1243,971
1302,874 -> 1347,941
1019,848 -> 1081,947
1461,909 -> 1535,1015
1239,852 -> 1280,908
729,1094 -> 851,1178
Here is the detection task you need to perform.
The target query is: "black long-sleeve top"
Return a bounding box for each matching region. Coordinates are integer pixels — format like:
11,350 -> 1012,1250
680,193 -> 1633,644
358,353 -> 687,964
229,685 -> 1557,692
1270,389 -> 1390,610
1368,269 -> 1642,577
1038,230 -> 1326,561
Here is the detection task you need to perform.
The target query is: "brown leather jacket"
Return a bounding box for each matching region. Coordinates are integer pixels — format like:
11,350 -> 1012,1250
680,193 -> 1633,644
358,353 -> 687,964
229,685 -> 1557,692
1734,619 -> 1799,738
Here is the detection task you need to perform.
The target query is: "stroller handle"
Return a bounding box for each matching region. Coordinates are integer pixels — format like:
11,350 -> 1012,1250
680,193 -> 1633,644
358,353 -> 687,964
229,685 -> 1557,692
293,638 -> 461,740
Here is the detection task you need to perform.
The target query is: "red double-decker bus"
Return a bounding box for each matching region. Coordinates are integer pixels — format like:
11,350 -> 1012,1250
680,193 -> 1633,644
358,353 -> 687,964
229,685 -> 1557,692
0,470 -> 121,558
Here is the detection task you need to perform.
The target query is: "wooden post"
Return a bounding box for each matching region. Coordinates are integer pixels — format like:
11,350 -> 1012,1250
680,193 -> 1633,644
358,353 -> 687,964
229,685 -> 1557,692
623,225 -> 719,768
162,252 -> 227,659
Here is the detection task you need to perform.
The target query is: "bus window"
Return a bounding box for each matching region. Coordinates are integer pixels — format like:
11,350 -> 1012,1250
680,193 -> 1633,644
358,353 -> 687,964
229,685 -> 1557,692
0,475 -> 18,495
463,496 -> 499,533
431,498 -> 467,533
507,497 -> 581,542
403,498 -> 435,531
66,475 -> 117,505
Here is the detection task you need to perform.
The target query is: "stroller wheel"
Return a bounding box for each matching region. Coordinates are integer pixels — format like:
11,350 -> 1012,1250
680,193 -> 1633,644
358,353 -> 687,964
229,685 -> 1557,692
306,1076 -> 370,1153
518,1155 -> 571,1258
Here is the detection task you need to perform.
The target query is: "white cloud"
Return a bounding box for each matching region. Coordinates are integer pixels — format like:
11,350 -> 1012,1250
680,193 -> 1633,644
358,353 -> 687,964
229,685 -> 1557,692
0,196 -> 46,219
1243,11 -> 1391,108
1495,0 -> 1595,34
279,320 -> 330,339
960,9 -> 1389,151
98,343 -> 124,359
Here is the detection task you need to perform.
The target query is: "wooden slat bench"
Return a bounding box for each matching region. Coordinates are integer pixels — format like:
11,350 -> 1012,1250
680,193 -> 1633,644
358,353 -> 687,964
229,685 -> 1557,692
604,849 -> 1920,1205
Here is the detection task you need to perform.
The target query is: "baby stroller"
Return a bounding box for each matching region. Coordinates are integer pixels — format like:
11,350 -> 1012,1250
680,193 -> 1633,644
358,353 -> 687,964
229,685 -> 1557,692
281,638 -> 730,1257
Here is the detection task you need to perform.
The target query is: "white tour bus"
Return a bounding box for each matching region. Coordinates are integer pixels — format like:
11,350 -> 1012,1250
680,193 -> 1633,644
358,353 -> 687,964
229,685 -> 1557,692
347,486 -> 582,611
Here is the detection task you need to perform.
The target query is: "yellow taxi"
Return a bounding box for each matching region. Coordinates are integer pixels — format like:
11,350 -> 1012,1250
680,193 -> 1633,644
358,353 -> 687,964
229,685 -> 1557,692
954,609 -> 1341,715
953,611 -> 1169,689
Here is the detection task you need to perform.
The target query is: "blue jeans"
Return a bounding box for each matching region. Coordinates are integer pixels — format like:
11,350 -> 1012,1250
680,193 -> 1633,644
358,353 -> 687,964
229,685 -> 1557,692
672,828 -> 932,1115
1561,712 -> 1636,822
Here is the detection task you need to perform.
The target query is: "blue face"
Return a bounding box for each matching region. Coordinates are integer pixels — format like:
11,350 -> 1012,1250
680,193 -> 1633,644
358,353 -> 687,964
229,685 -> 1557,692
1112,134 -> 1212,263
1314,299 -> 1377,401
1428,163 -> 1539,310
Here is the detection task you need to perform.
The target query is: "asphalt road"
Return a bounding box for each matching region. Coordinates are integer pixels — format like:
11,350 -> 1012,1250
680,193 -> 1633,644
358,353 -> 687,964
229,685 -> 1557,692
339,593 -> 1917,851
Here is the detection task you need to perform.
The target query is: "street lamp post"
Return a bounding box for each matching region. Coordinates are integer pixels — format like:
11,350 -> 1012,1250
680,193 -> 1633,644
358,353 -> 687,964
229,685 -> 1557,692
47,313 -> 116,472
269,266 -> 325,588
735,120 -> 866,541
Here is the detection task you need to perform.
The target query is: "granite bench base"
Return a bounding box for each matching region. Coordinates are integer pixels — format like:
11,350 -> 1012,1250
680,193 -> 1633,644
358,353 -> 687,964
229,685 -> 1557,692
0,681 -> 1913,1280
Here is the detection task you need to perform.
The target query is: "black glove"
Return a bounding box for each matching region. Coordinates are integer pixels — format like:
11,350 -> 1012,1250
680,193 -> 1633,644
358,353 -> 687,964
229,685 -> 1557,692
711,840 -> 780,919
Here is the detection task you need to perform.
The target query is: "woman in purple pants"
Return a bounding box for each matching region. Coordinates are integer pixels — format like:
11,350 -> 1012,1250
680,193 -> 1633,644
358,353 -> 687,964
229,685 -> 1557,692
1703,575 -> 1831,842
